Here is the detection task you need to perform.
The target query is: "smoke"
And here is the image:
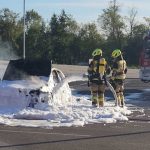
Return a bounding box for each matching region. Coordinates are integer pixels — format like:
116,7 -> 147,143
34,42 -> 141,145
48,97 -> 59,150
0,36 -> 19,60
28,76 -> 48,87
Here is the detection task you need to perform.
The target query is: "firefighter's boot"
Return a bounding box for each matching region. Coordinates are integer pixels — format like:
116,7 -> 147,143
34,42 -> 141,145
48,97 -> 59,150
98,95 -> 104,107
92,96 -> 98,107
116,92 -> 121,106
120,92 -> 125,107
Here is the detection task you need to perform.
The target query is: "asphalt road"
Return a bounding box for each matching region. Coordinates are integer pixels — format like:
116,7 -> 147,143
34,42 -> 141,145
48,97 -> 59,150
0,62 -> 150,150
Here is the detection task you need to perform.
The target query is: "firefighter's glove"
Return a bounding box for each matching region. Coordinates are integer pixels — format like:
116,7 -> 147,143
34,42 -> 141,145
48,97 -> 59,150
106,66 -> 111,75
110,76 -> 115,80
124,68 -> 127,74
109,79 -> 113,85
88,74 -> 93,81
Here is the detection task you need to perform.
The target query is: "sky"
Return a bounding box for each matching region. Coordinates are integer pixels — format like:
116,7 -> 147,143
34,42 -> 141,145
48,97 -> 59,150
0,0 -> 150,24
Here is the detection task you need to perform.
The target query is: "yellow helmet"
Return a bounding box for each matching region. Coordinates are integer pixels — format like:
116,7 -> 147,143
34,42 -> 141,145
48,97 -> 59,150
92,49 -> 102,57
111,49 -> 122,58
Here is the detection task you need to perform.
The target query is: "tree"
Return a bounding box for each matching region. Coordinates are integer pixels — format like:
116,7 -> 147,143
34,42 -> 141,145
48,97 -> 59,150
143,17 -> 150,29
98,0 -> 125,49
49,10 -> 79,64
124,24 -> 147,65
0,8 -> 22,50
35,22 -> 52,60
24,10 -> 44,59
125,7 -> 138,38
78,23 -> 105,62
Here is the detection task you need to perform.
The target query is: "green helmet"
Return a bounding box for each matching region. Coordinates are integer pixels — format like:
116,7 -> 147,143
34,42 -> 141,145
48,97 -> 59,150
92,49 -> 102,57
111,49 -> 122,58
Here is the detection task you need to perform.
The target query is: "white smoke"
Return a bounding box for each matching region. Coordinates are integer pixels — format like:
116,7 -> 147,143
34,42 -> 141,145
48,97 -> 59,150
27,76 -> 48,89
0,36 -> 19,60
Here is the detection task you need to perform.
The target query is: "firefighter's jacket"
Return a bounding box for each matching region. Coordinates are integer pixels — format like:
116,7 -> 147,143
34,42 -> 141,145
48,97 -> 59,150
111,59 -> 127,80
88,57 -> 109,84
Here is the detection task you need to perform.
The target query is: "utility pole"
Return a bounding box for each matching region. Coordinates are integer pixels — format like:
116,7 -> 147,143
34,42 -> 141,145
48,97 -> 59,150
23,0 -> 26,59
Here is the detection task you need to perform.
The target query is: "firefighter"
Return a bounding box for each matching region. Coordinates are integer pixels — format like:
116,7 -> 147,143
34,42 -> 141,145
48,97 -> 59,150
88,48 -> 110,107
110,49 -> 127,107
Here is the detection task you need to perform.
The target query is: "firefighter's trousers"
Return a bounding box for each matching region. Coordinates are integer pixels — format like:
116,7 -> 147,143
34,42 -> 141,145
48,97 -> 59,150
112,79 -> 125,107
90,82 -> 106,107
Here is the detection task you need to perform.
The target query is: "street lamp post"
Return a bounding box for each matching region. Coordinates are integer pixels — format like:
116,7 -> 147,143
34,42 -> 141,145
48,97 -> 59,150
23,0 -> 26,59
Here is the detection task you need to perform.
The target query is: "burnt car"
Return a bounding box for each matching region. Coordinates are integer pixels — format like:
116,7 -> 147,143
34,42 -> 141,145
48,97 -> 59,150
0,59 -> 72,109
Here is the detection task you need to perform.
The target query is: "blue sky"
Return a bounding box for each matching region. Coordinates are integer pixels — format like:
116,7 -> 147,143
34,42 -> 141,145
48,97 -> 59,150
0,0 -> 150,23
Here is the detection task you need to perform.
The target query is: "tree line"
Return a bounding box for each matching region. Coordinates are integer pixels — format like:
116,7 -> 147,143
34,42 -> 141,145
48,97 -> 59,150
0,0 -> 150,66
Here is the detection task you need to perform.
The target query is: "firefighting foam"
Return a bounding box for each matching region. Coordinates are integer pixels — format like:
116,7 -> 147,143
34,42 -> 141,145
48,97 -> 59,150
0,74 -> 141,128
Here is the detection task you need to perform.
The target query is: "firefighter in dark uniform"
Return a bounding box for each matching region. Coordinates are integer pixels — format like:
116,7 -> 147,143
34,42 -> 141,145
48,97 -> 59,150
88,49 -> 110,107
110,49 -> 127,107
